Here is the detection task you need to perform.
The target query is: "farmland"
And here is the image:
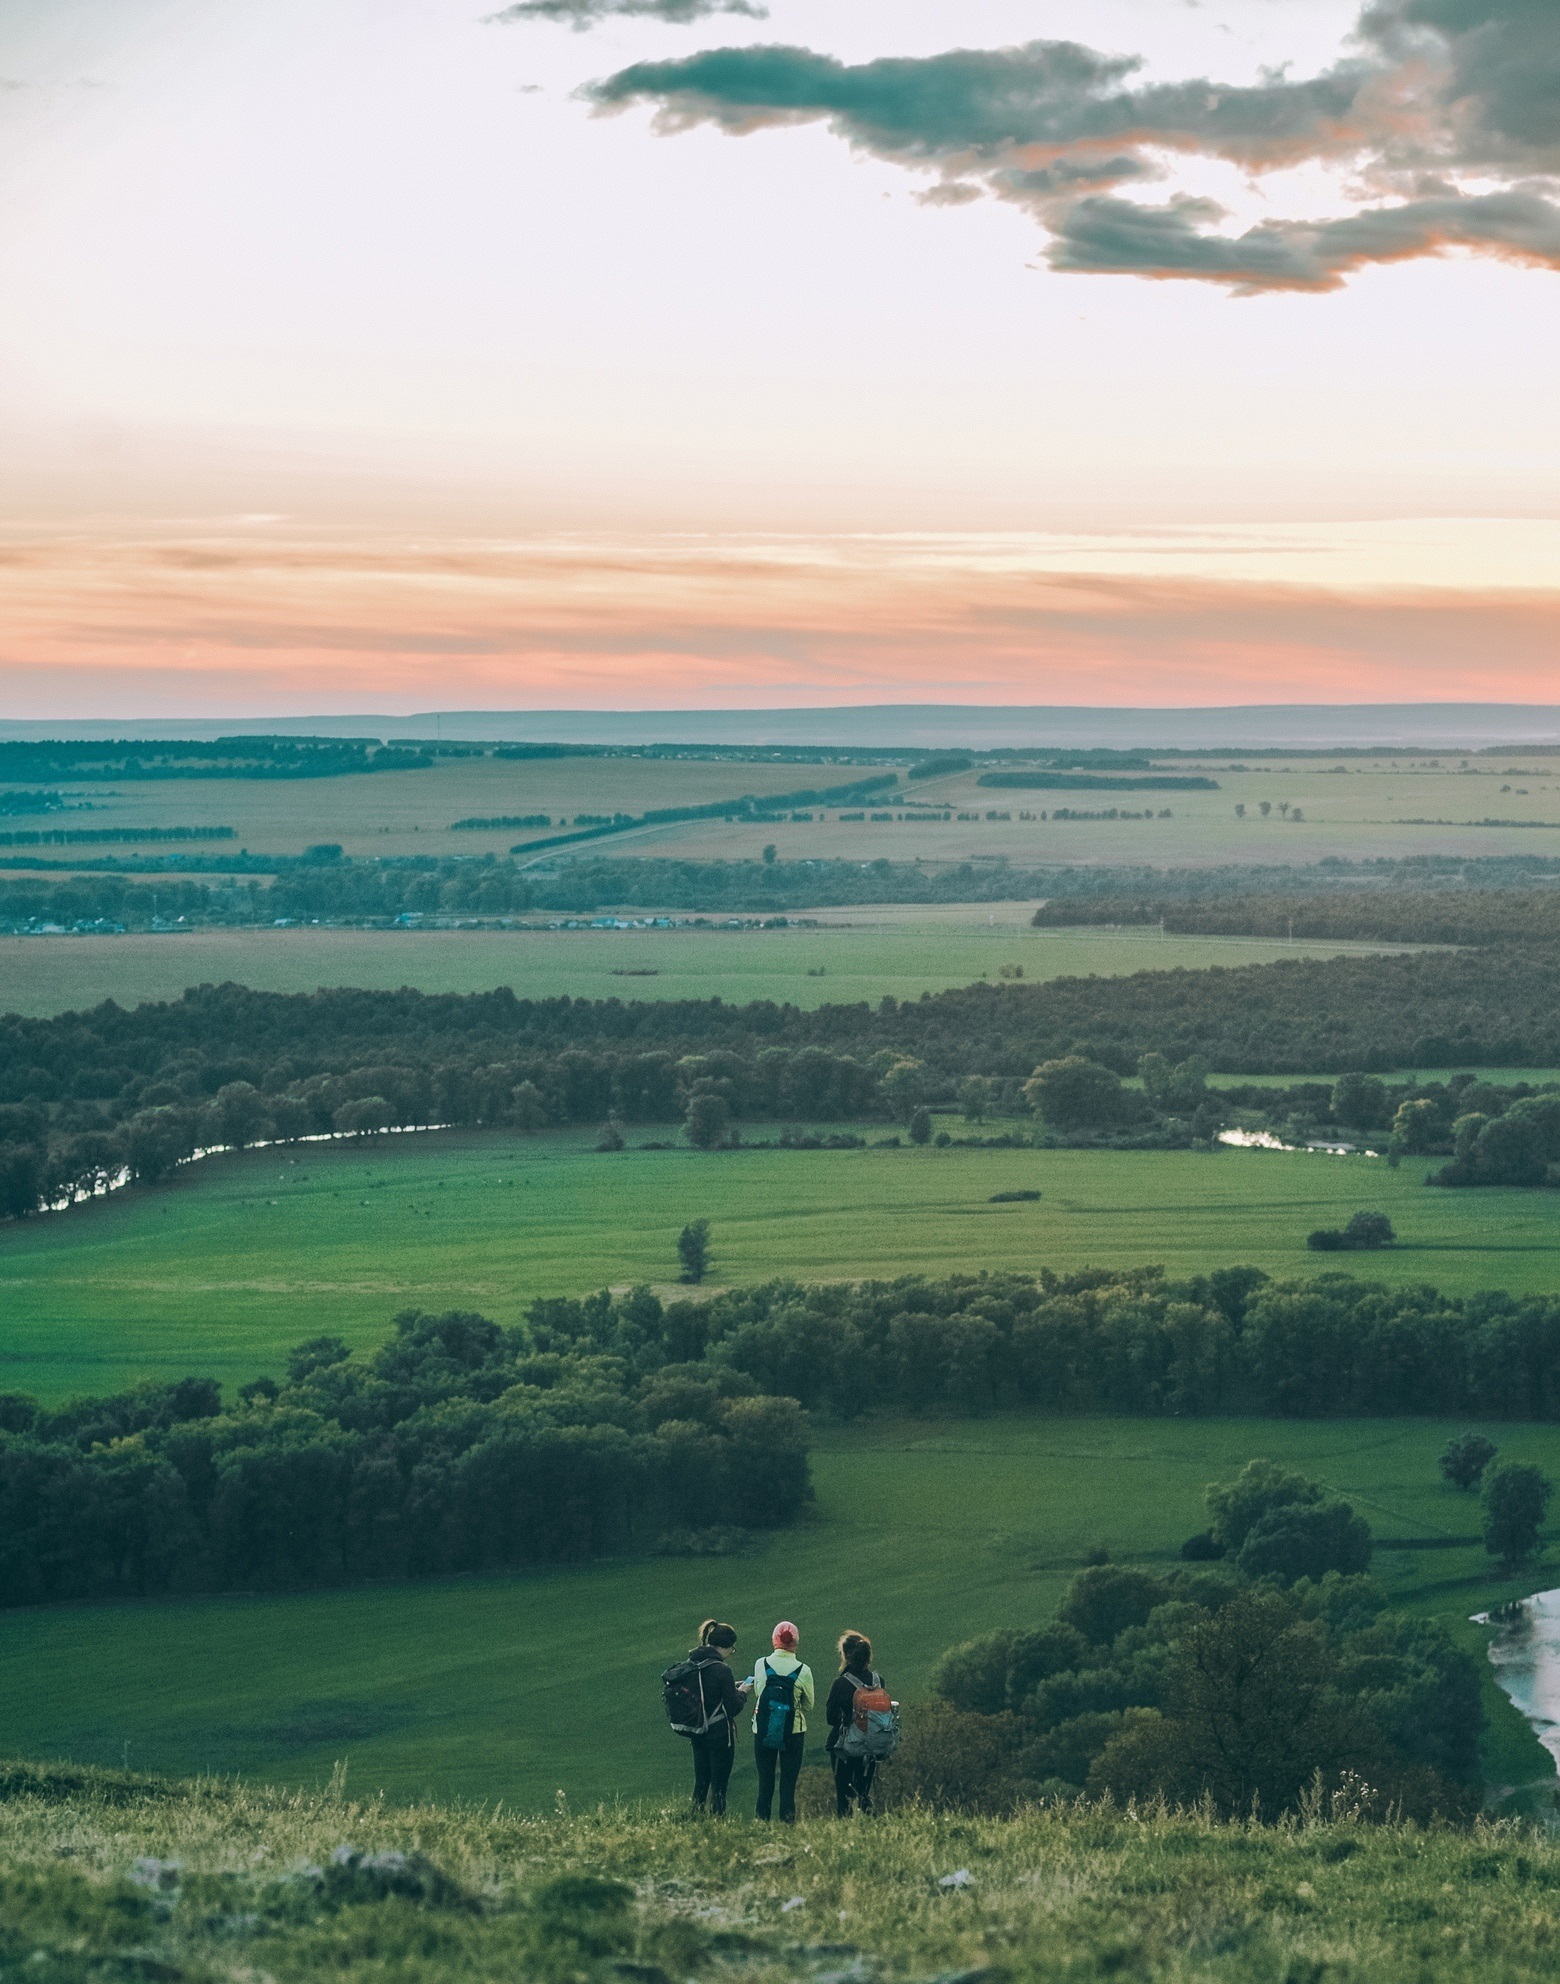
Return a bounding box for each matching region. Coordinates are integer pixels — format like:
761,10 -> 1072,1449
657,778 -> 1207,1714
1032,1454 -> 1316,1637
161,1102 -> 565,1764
0,906 -> 1426,1018
6,1127 -> 1560,1402
6,748 -> 1560,871
0,1411 -> 1551,1807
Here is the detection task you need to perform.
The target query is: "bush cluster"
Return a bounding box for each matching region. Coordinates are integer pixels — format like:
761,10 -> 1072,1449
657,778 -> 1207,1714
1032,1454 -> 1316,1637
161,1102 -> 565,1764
925,1465 -> 1482,1819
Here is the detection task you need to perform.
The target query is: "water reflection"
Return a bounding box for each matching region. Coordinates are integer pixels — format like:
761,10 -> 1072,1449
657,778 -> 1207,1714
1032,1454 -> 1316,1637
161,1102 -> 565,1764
1476,1589 -> 1560,1768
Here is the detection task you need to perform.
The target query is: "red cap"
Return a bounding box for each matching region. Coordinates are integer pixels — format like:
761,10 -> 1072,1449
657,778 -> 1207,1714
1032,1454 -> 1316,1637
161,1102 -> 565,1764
772,1620 -> 799,1649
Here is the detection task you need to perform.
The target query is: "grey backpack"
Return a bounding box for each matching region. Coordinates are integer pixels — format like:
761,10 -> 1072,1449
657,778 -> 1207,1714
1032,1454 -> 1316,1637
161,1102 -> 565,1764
837,1671 -> 899,1761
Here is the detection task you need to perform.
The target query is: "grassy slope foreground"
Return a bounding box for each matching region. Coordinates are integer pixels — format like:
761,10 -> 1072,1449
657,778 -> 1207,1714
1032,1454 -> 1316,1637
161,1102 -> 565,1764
1,1415 -> 1553,1808
3,1764 -> 1560,1984
6,1128 -> 1560,1399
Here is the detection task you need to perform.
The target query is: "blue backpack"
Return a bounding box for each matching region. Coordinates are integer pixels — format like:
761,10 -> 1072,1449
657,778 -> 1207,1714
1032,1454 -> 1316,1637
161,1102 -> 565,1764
755,1658 -> 803,1750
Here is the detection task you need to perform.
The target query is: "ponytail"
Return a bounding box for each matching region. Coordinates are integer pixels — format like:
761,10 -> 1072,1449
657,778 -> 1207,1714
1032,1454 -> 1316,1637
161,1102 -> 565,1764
700,1619 -> 737,1650
837,1630 -> 873,1674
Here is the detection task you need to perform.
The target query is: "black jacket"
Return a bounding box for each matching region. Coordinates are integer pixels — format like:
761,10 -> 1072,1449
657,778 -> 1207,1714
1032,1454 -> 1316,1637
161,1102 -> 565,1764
825,1667 -> 883,1753
687,1646 -> 742,1731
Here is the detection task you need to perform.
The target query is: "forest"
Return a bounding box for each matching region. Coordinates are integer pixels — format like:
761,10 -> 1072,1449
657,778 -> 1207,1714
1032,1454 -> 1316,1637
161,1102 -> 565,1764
5,957 -> 1560,1212
0,1301 -> 810,1607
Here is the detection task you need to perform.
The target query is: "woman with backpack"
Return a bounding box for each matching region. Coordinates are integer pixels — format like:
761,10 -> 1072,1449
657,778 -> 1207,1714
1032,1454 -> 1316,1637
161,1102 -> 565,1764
680,1619 -> 746,1815
825,1631 -> 889,1816
749,1620 -> 814,1823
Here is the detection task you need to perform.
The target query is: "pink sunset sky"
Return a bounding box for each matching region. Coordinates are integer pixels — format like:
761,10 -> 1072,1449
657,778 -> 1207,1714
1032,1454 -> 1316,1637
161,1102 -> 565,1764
1,0 -> 1557,716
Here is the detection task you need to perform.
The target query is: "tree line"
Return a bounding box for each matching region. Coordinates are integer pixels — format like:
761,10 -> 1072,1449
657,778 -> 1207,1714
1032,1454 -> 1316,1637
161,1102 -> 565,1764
0,1302 -> 810,1609
0,738 -> 442,781
1033,886 -> 1560,948
6,1261 -> 1558,1611
11,848 -> 1560,932
6,962 -> 1560,1213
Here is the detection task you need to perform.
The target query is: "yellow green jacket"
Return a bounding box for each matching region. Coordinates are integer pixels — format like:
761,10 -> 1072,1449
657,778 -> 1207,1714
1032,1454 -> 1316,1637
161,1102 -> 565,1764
750,1653 -> 814,1735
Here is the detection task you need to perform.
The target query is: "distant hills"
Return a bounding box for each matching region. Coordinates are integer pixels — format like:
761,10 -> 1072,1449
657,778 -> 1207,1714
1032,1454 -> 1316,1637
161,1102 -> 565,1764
1,704 -> 1557,751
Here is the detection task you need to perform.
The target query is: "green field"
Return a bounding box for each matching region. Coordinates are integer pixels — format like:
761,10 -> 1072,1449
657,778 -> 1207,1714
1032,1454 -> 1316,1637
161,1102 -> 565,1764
0,1413 -> 1551,1807
0,910 -> 1426,1018
5,1129 -> 1560,1402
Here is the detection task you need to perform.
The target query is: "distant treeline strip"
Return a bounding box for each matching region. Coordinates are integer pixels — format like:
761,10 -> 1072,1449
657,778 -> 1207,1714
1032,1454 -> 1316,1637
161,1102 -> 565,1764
5,1261 -> 1560,1607
507,775 -> 900,854
1030,888 -> 1560,948
0,739 -> 435,782
0,827 -> 236,849
10,850 -> 1560,931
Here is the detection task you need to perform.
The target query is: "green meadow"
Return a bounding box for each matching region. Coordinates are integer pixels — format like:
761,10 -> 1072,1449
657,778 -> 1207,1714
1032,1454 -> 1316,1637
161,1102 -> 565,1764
5,1128 -> 1560,1402
0,914 -> 1419,1018
0,1413 -> 1552,1808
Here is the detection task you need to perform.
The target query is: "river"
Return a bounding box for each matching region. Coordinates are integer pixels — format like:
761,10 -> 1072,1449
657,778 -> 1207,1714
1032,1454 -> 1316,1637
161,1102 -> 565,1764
1477,1590 -> 1560,1770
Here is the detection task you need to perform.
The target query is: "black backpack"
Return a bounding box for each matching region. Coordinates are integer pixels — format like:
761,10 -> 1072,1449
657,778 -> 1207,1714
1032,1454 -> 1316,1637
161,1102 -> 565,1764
662,1658 -> 716,1738
755,1657 -> 803,1751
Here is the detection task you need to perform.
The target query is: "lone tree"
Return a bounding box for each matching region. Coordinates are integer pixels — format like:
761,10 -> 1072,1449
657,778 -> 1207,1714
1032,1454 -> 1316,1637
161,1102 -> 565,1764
1482,1461 -> 1553,1568
1440,1433 -> 1498,1492
596,1112 -> 625,1152
678,1219 -> 711,1284
684,1088 -> 731,1150
1023,1057 -> 1129,1134
908,1106 -> 933,1145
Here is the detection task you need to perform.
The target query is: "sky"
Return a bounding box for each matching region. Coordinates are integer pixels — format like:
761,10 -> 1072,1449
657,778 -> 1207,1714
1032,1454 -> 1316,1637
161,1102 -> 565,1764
0,0 -> 1557,716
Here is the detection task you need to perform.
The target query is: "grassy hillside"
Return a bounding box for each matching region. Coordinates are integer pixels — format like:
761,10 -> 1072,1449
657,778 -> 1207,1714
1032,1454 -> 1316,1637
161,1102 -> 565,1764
3,1762 -> 1560,1984
0,914 -> 1416,1019
0,1414 -> 1551,1808
6,1128 -> 1560,1400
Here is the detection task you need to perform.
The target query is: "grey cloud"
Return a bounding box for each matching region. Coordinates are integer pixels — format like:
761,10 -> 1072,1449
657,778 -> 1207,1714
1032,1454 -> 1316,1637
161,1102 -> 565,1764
583,0 -> 1560,291
1050,185 -> 1560,290
491,0 -> 764,29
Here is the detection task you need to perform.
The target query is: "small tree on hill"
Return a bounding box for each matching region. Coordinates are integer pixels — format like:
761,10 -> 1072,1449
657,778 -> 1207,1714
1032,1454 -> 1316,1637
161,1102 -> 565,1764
678,1219 -> 711,1284
596,1112 -> 625,1152
1440,1433 -> 1497,1492
909,1107 -> 933,1145
1483,1461 -> 1552,1568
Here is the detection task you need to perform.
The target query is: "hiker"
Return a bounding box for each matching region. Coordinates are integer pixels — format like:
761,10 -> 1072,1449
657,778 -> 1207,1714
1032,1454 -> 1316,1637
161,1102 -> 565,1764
825,1631 -> 896,1816
663,1619 -> 748,1815
750,1620 -> 814,1823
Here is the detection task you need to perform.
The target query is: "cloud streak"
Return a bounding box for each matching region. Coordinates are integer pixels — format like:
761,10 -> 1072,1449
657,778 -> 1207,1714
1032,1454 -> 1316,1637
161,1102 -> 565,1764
583,1 -> 1560,290
490,0 -> 765,31
4,528 -> 1559,715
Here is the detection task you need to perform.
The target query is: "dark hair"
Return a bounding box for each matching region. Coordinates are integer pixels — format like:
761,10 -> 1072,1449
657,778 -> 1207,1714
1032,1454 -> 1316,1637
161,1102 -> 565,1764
837,1630 -> 872,1673
699,1619 -> 737,1650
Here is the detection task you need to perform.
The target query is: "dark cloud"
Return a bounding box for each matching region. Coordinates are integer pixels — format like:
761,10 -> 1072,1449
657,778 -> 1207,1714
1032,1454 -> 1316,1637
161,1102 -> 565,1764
582,0 -> 1560,291
491,0 -> 764,29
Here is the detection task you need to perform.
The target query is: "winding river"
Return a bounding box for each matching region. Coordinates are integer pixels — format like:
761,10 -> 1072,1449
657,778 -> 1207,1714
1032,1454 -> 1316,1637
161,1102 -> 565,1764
1477,1590 -> 1560,1770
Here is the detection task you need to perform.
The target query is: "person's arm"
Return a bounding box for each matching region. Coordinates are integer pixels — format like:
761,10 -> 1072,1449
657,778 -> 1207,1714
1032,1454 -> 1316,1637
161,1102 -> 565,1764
715,1660 -> 742,1721
799,1662 -> 816,1714
825,1675 -> 851,1729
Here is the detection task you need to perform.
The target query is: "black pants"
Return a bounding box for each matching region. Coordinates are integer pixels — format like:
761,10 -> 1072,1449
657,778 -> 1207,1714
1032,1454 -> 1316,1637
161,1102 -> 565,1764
832,1751 -> 875,1816
691,1725 -> 735,1814
754,1733 -> 805,1822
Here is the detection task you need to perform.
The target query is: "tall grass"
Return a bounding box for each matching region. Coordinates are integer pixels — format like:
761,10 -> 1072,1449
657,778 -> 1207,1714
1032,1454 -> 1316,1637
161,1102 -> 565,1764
2,1759 -> 1559,1982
